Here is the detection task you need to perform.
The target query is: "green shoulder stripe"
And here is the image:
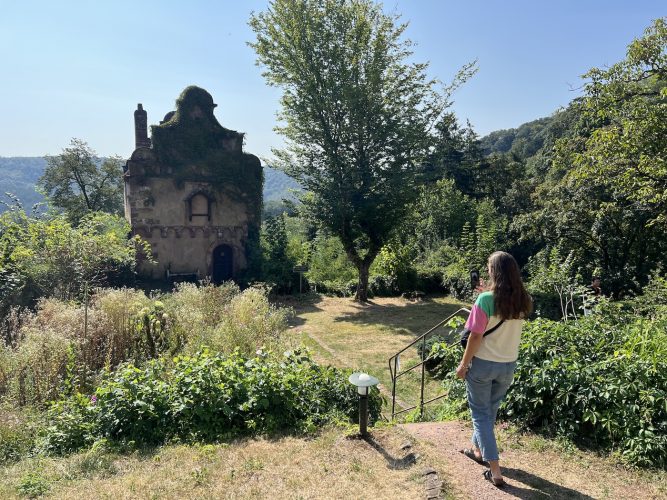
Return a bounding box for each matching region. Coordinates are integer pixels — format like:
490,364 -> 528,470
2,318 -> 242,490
475,291 -> 495,318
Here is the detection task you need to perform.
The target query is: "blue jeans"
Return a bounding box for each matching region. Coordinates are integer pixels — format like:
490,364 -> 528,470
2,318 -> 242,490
465,357 -> 516,462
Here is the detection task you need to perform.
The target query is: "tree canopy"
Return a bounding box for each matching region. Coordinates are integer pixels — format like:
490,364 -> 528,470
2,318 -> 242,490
568,18 -> 667,226
39,138 -> 124,223
249,0 -> 474,300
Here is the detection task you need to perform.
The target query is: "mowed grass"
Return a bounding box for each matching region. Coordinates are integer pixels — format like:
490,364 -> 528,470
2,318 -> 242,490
0,426 -> 451,499
280,294 -> 468,419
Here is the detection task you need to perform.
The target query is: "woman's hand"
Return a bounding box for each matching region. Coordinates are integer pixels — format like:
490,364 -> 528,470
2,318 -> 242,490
455,362 -> 469,379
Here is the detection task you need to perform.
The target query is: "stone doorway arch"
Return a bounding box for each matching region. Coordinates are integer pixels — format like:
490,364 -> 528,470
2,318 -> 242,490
211,244 -> 234,284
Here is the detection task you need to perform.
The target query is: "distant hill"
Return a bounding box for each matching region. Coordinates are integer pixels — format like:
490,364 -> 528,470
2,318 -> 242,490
0,157 -> 46,211
479,116 -> 554,159
263,166 -> 301,201
0,157 -> 299,213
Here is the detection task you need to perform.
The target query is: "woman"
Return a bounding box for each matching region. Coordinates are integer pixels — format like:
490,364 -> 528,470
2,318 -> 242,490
456,251 -> 532,487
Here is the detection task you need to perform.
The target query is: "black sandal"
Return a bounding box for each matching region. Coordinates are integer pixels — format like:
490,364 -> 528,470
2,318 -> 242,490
483,469 -> 506,488
460,448 -> 489,467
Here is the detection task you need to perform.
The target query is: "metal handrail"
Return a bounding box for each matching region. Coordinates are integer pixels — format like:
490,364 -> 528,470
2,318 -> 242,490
388,307 -> 470,420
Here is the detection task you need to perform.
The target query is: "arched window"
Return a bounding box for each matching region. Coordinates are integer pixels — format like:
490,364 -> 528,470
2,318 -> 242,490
188,193 -> 211,222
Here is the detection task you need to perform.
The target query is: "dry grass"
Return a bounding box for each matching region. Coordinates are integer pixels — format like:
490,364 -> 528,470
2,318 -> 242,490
280,294 -> 466,418
0,426 -> 453,499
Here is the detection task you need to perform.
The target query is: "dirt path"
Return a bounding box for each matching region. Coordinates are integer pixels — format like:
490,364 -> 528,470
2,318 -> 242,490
402,421 -> 665,500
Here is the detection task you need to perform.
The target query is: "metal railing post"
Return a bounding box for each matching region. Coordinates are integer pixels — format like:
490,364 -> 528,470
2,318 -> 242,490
391,355 -> 398,419
387,307 -> 471,421
420,335 -> 426,419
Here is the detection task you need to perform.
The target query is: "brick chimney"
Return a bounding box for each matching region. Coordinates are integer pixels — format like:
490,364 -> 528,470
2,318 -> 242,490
134,103 -> 151,149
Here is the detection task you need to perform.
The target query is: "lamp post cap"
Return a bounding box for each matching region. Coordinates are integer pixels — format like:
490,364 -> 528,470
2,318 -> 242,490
349,372 -> 379,387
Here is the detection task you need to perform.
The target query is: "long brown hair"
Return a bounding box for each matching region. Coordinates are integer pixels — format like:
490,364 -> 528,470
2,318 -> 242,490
487,251 -> 532,320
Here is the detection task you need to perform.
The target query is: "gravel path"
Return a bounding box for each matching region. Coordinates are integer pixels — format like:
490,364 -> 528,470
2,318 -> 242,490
402,421 -> 664,500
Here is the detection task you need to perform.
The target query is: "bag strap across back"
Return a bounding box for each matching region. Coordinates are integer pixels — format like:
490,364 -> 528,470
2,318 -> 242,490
482,319 -> 505,337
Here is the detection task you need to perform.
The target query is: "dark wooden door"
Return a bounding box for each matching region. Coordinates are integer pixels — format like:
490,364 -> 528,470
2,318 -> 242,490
212,245 -> 233,284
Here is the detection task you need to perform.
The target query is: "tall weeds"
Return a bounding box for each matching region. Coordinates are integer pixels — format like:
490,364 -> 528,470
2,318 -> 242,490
0,284 -> 291,407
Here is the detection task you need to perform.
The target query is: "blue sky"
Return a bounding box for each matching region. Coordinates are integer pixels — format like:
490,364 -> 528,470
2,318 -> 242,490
0,0 -> 664,159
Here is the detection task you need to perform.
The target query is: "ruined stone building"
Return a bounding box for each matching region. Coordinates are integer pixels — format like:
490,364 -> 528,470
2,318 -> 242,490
123,86 -> 263,283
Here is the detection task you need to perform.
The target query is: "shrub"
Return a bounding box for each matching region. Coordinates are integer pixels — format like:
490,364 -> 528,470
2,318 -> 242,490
368,275 -> 400,297
0,210 -> 143,312
627,273 -> 667,319
186,287 -> 291,357
39,392 -> 98,455
306,234 -> 357,293
43,349 -> 382,450
428,308 -> 667,467
371,243 -> 418,294
92,288 -> 152,367
166,281 -> 239,336
0,409 -> 38,464
95,361 -> 172,445
441,259 -> 474,299
17,472 -> 50,498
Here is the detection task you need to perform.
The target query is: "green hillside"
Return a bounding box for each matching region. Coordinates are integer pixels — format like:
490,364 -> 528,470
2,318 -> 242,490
0,158 -> 300,212
0,157 -> 45,211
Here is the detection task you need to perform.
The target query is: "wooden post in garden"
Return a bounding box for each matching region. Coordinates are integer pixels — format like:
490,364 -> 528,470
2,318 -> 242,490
293,265 -> 308,294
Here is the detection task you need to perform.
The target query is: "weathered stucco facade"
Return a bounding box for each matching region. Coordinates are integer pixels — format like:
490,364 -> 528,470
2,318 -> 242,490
123,86 -> 262,283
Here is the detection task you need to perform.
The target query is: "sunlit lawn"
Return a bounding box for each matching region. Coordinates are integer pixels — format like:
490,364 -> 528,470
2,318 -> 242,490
280,294 -> 468,419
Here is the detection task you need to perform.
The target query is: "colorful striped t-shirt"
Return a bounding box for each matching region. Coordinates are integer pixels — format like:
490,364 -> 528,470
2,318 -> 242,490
464,291 -> 523,363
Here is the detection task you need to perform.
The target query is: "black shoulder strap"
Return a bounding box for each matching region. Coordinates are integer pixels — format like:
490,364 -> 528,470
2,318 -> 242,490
482,319 -> 505,337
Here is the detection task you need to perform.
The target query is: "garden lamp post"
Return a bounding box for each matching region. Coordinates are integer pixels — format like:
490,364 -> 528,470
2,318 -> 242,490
349,372 -> 379,436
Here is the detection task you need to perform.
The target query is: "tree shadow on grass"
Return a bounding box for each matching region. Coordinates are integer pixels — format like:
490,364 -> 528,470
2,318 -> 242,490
274,292 -> 326,327
331,296 -> 466,338
500,467 -> 595,499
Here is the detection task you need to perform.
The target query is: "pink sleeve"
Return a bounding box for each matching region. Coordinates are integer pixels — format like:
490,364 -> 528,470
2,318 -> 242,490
465,305 -> 488,335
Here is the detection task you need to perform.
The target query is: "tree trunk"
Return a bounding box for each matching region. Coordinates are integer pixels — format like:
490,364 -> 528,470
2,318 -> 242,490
355,261 -> 371,302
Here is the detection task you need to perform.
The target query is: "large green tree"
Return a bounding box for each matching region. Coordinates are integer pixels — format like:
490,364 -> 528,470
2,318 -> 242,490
249,0 -> 473,301
39,138 -> 124,223
570,18 -> 667,226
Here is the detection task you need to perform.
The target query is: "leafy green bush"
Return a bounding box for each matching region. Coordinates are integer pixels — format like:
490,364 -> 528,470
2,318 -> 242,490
441,259 -> 474,299
504,315 -> 667,468
626,273 -> 667,319
367,275 -> 400,297
306,234 -> 357,294
17,472 -> 50,498
429,308 -> 667,467
39,393 -> 98,455
95,361 -> 172,445
371,243 -> 418,293
0,210 -> 144,314
42,349 -> 381,451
